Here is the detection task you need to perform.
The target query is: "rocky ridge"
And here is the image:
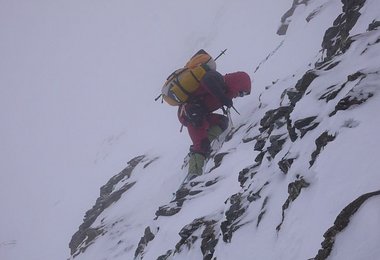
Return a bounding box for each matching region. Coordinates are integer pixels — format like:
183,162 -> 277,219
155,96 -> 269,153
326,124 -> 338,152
69,1 -> 380,259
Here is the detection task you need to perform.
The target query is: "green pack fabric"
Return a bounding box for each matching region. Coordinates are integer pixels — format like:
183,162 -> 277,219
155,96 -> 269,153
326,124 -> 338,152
188,153 -> 206,176
207,125 -> 223,142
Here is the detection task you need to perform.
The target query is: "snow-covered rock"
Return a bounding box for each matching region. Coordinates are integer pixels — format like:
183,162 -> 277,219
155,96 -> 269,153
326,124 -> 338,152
1,0 -> 379,260
68,0 -> 380,260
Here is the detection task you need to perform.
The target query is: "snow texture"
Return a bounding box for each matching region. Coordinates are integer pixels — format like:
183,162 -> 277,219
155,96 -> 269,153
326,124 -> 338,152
1,0 -> 379,260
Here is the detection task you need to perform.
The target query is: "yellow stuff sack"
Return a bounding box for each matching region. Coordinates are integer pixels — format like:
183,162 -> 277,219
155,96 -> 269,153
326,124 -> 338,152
161,50 -> 216,106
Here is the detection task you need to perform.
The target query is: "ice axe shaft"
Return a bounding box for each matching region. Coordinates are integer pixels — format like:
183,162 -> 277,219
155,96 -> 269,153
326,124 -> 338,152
214,49 -> 227,61
223,105 -> 240,115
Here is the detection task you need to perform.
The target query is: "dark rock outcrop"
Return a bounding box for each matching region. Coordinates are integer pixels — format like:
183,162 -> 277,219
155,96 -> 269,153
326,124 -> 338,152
155,177 -> 220,218
220,193 -> 246,243
157,250 -> 173,260
319,72 -> 366,104
175,217 -> 220,260
260,106 -> 293,133
257,196 -> 269,227
253,135 -> 267,151
293,116 -> 319,138
267,134 -> 287,159
238,164 -> 259,187
134,226 -> 156,259
276,177 -> 310,231
254,151 -> 266,165
314,190 -> 380,260
277,0 -> 311,35
295,70 -> 319,93
367,20 -> 380,31
306,4 -> 324,22
321,0 -> 366,61
319,84 -> 345,102
278,157 -> 295,174
69,155 -> 146,257
155,187 -> 190,217
330,86 -> 373,116
221,182 -> 268,242
209,152 -> 229,172
309,132 -> 336,167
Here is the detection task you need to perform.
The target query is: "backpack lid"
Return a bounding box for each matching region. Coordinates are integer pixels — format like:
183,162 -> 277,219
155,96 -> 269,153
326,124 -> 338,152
185,50 -> 216,70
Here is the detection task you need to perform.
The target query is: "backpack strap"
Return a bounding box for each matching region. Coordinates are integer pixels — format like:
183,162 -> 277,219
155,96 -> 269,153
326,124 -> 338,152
172,70 -> 192,96
166,68 -> 187,80
189,70 -> 201,83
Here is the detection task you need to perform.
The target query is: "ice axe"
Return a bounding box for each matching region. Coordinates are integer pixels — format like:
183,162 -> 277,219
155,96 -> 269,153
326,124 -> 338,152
214,49 -> 227,61
205,49 -> 227,64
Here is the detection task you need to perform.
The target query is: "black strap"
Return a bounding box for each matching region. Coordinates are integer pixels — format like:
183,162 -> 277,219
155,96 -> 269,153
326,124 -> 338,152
222,106 -> 227,115
154,94 -> 162,101
173,72 -> 192,96
190,70 -> 201,83
202,70 -> 229,102
167,68 -> 187,81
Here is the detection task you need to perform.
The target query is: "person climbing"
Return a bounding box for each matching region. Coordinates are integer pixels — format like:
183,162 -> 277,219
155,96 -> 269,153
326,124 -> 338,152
159,49 -> 251,177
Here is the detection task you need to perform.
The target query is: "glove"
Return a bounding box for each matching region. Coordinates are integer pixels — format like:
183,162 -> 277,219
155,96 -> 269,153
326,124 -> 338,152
184,103 -> 205,127
220,96 -> 233,108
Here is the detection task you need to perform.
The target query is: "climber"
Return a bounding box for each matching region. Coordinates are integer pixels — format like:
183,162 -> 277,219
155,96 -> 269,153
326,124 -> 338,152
175,50 -> 252,177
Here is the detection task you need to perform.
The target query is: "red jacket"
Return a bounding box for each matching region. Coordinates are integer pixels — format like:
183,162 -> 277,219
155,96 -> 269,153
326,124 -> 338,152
202,71 -> 251,111
178,70 -> 251,154
178,71 -> 251,126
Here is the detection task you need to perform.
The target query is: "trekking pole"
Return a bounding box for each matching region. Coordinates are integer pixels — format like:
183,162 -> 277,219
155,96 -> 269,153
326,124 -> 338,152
227,108 -> 234,128
231,105 -> 240,115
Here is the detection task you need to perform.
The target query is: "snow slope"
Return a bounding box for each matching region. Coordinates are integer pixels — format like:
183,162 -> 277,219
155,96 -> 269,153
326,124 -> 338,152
1,0 -> 380,260
0,1 -> 289,259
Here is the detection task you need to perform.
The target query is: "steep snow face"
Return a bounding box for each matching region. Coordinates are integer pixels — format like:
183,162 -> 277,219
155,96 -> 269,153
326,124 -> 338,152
1,1 -> 290,260
2,0 -> 380,260
67,0 -> 380,260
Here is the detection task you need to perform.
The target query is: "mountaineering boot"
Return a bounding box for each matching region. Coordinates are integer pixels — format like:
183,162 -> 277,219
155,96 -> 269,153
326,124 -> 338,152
207,125 -> 223,142
188,152 -> 206,177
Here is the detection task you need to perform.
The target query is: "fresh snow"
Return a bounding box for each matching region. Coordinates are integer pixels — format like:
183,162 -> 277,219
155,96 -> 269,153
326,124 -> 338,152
1,0 -> 379,260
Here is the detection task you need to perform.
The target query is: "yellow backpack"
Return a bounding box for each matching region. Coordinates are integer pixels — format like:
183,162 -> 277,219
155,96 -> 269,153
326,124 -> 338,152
161,50 -> 217,106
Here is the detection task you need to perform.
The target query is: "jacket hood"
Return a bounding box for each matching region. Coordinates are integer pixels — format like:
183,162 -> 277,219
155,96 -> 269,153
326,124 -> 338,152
225,71 -> 252,98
